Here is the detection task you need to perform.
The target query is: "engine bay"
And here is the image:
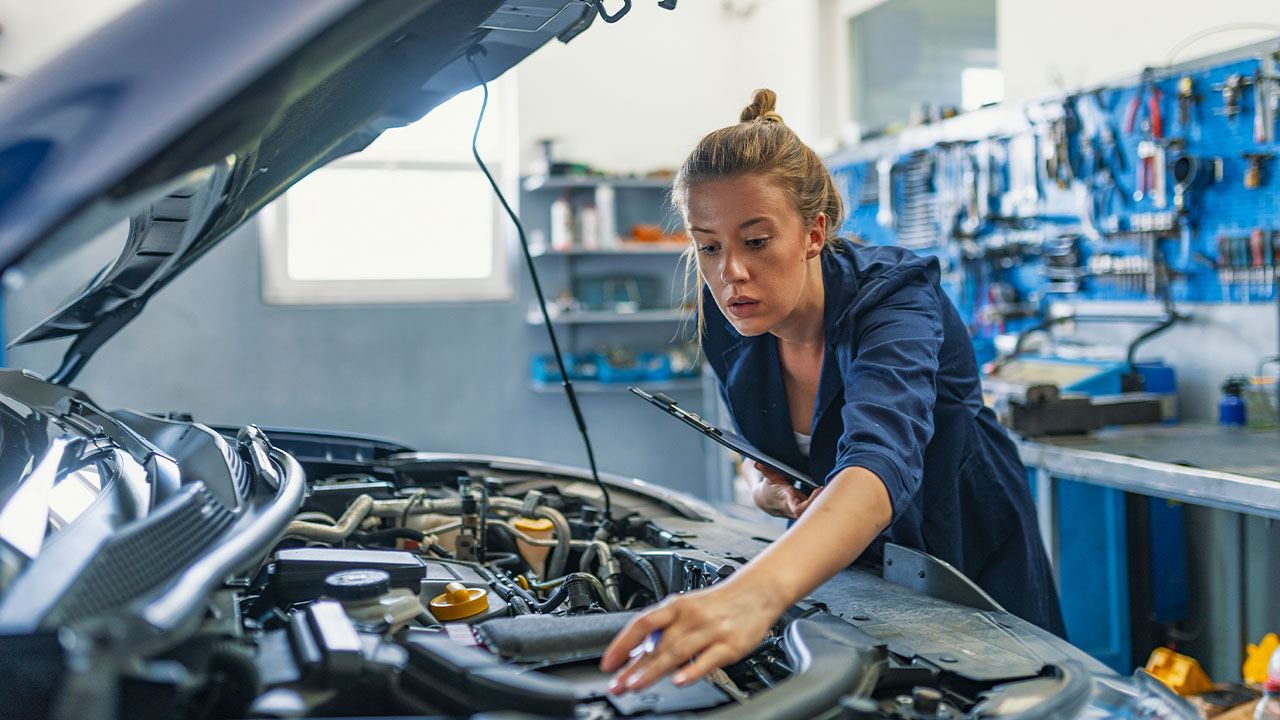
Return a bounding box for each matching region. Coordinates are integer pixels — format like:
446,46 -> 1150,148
0,377 -> 1198,720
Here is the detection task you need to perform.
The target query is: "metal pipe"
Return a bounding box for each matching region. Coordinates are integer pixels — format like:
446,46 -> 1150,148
579,540 -> 622,610
284,494 -> 373,542
372,495 -> 571,578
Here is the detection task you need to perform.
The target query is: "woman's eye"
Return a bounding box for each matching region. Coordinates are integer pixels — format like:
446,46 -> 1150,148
745,237 -> 770,248
697,245 -> 720,255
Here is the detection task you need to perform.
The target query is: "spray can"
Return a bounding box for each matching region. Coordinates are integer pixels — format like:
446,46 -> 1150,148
1220,376 -> 1248,426
1255,646 -> 1280,719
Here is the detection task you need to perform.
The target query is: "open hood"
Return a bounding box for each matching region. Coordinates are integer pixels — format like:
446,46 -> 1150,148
0,0 -> 609,382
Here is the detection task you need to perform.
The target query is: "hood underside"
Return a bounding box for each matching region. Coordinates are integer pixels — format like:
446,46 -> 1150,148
0,0 -> 602,378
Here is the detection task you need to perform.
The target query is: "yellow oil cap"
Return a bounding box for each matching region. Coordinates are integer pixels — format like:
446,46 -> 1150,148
513,517 -> 554,533
430,582 -> 489,621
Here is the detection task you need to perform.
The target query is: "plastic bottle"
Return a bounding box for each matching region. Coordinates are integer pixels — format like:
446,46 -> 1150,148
1220,376 -> 1247,426
1257,648 -> 1280,720
1256,687 -> 1280,719
323,569 -> 424,633
550,193 -> 575,251
578,202 -> 599,250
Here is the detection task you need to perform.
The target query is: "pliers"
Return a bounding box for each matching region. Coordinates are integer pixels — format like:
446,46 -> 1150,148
1126,73 -> 1164,202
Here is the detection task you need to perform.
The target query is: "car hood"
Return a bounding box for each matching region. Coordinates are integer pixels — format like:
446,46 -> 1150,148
0,0 -> 599,379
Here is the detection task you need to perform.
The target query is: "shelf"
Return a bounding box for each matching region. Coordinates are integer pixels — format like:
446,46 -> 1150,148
531,242 -> 688,257
530,377 -> 702,394
522,175 -> 673,192
527,309 -> 688,325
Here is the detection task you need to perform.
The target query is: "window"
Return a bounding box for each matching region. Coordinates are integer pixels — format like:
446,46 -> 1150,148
847,0 -> 998,132
261,83 -> 513,304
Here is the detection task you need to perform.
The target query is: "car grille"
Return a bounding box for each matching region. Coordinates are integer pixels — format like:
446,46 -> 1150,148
46,486 -> 235,626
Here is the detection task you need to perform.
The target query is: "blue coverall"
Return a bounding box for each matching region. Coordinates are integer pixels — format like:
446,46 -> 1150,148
702,243 -> 1067,637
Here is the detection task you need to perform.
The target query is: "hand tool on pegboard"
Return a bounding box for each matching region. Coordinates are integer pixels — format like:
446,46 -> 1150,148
1126,70 -> 1165,205
1176,76 -> 1201,131
1214,73 -> 1249,122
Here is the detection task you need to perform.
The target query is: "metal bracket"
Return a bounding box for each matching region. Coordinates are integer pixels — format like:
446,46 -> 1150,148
882,543 -> 1005,613
590,0 -> 632,23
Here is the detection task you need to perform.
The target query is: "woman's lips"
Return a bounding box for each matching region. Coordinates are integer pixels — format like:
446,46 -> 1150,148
726,297 -> 761,319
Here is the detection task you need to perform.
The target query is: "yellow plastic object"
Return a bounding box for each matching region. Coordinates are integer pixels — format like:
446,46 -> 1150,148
429,581 -> 489,621
513,517 -> 555,575
515,575 -> 531,591
1245,633 -> 1280,685
1145,647 -> 1215,696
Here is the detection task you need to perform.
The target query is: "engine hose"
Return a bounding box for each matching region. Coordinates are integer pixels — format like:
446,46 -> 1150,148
349,527 -> 425,545
613,547 -> 666,598
372,496 -> 571,579
507,594 -> 533,615
487,551 -> 522,569
284,494 -> 373,543
533,573 -> 619,613
580,540 -> 623,610
473,563 -> 540,609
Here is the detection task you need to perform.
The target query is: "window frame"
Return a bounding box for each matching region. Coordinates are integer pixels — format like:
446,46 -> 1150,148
259,81 -> 516,306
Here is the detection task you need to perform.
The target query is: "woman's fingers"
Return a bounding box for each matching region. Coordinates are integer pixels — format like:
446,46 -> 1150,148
672,644 -> 741,686
600,602 -> 677,672
612,621 -> 720,693
754,461 -> 789,483
789,485 -> 824,517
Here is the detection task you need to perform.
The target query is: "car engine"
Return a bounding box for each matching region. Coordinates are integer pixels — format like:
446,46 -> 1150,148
0,371 -> 1199,719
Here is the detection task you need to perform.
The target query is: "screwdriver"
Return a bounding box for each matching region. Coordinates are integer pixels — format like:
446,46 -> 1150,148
1218,236 -> 1230,289
1252,229 -> 1267,287
1237,236 -> 1251,289
1264,228 -> 1274,286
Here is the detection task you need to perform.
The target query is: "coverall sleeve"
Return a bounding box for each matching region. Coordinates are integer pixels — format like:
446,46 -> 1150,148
826,270 -> 944,520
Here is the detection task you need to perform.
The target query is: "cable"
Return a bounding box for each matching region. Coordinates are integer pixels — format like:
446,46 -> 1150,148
465,48 -> 614,527
1164,23 -> 1280,67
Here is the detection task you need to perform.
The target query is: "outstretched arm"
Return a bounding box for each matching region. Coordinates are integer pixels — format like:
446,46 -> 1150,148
599,465 -> 891,693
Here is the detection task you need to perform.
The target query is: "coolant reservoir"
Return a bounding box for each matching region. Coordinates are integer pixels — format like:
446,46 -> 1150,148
323,569 -> 423,633
513,516 -> 554,576
404,512 -> 461,553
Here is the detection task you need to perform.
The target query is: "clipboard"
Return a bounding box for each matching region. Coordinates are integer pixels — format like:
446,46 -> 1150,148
628,386 -> 821,492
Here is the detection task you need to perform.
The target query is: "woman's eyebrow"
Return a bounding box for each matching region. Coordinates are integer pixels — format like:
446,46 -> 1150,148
690,217 -> 770,235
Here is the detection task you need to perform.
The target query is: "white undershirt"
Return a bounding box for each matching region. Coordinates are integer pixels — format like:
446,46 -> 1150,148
794,431 -> 812,457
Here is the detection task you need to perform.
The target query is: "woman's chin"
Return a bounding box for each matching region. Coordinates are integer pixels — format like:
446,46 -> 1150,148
726,316 -> 771,337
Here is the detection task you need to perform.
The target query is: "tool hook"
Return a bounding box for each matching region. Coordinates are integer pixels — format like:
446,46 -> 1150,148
590,0 -> 632,23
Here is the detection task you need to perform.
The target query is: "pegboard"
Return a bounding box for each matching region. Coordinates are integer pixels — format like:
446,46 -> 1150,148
828,40 -> 1280,354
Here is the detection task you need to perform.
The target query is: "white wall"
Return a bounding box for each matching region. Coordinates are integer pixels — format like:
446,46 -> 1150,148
0,0 -> 141,75
998,0 -> 1280,101
514,1 -> 824,175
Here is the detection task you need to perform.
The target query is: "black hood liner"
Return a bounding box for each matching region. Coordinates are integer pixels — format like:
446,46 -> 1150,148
0,0 -> 599,371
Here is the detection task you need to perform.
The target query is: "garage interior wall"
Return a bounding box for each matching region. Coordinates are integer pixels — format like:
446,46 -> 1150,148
997,0 -> 1280,680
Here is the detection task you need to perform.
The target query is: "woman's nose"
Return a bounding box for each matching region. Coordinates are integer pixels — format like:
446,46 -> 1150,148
721,250 -> 748,284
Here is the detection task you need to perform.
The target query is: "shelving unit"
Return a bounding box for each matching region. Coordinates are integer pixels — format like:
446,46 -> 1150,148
525,308 -> 688,325
529,377 -> 702,394
522,175 -> 674,192
530,243 -> 688,258
519,174 -> 698,394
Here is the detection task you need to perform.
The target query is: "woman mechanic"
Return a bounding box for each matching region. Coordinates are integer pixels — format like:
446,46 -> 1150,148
600,89 -> 1064,694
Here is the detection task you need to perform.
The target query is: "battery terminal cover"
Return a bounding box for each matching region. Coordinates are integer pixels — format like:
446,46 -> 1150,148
1144,647 -> 1214,696
430,581 -> 489,621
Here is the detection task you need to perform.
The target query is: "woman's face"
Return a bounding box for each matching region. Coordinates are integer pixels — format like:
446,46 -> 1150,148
687,173 -> 824,337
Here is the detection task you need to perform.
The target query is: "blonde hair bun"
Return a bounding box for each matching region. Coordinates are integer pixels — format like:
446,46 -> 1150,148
739,88 -> 784,125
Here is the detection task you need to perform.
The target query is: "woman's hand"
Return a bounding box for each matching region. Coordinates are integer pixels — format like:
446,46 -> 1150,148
599,576 -> 781,694
748,460 -> 823,518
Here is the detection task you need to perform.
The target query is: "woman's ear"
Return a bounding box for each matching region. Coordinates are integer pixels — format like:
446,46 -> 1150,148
806,214 -> 826,259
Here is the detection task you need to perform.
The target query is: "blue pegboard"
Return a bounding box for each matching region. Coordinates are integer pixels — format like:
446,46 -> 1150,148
821,40 -> 1278,675
830,40 -> 1280,329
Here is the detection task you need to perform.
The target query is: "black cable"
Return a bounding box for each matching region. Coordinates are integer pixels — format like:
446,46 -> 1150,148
612,546 -> 666,597
465,47 -> 613,527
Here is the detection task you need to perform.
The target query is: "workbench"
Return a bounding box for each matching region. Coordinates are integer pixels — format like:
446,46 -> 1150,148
1016,424 -> 1280,547
1014,423 -> 1280,678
